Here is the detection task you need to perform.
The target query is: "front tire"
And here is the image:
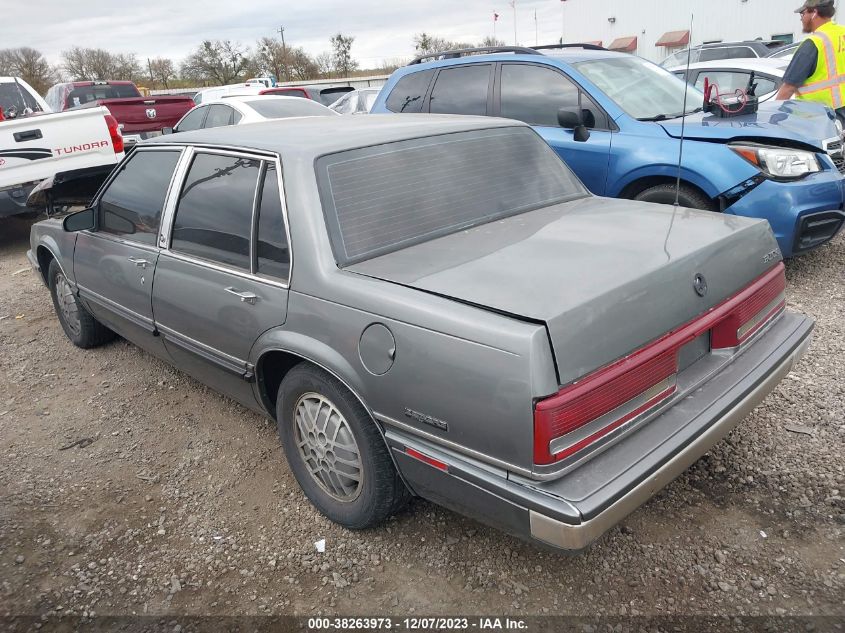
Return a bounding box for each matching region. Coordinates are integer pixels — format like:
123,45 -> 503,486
47,260 -> 115,348
634,183 -> 714,210
276,363 -> 409,529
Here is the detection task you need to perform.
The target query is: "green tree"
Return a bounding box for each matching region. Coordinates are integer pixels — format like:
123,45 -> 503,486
181,40 -> 250,85
330,33 -> 358,78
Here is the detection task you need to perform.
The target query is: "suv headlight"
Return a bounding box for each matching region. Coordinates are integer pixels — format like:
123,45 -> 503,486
730,144 -> 821,179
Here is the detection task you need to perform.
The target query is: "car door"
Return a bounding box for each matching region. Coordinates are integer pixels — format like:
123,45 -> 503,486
73,147 -> 183,357
495,63 -> 613,195
153,149 -> 291,408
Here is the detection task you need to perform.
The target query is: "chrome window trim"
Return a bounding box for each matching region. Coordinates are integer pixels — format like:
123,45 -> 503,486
158,144 -> 293,289
249,162 -> 265,274
80,230 -> 161,255
159,147 -> 195,248
160,249 -> 290,290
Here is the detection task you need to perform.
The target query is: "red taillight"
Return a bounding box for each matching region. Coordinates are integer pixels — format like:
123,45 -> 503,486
104,114 -> 124,154
534,263 -> 787,466
711,267 -> 786,349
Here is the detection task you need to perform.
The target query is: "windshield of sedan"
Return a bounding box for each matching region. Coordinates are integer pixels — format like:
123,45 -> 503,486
576,56 -> 704,121
317,127 -> 587,266
243,98 -> 335,118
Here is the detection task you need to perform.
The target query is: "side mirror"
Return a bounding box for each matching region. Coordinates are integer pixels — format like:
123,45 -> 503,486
63,207 -> 95,232
162,127 -> 174,135
557,107 -> 591,142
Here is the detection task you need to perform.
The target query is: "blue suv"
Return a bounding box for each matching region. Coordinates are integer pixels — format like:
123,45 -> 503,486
370,45 -> 845,257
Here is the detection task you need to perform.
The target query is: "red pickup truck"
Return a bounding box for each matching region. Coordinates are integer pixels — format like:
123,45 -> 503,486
44,80 -> 194,143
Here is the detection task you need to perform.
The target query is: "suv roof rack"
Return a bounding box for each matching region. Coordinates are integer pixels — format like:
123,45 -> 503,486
531,43 -> 607,52
408,46 -> 541,65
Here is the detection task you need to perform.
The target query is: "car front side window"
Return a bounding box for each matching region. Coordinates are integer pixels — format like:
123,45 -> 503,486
98,149 -> 182,245
176,107 -> 206,132
170,152 -> 261,270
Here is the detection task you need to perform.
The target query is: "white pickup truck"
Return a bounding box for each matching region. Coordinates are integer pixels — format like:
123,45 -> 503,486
1,78 -> 124,218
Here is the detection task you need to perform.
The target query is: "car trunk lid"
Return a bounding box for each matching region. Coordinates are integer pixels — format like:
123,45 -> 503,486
347,196 -> 778,386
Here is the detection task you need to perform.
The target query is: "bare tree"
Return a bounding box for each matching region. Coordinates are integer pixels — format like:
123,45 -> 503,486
314,51 -> 334,78
413,33 -> 476,56
330,33 -> 358,78
61,47 -> 140,81
148,58 -> 176,89
0,47 -> 59,94
181,40 -> 250,85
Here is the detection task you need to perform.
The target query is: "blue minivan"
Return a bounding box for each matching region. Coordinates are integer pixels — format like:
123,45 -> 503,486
370,46 -> 845,257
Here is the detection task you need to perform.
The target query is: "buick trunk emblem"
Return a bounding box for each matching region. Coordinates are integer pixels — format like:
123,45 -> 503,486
693,274 -> 708,297
145,108 -> 157,119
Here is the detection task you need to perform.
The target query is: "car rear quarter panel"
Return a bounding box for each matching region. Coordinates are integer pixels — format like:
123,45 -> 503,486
249,155 -> 558,470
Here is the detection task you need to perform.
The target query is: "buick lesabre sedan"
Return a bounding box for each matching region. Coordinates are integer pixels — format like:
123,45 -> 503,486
28,115 -> 813,551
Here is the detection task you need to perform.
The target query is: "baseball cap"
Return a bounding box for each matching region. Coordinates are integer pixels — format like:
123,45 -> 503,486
795,0 -> 834,13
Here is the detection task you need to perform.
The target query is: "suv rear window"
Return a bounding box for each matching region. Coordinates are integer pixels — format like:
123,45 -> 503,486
317,127 -> 586,266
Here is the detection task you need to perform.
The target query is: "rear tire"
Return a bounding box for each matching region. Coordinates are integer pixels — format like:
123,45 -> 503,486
47,259 -> 115,349
276,363 -> 410,529
634,183 -> 714,211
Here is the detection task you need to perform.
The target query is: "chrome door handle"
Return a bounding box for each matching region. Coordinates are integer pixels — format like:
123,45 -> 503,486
225,287 -> 258,305
128,257 -> 149,269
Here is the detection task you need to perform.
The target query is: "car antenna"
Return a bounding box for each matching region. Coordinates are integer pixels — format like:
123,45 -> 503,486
674,14 -> 694,207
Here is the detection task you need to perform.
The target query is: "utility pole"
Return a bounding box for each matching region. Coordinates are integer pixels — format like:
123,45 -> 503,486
277,25 -> 288,81
510,0 -> 517,45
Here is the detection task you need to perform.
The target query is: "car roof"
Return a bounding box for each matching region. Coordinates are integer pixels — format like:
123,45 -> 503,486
152,114 -> 526,158
213,94 -> 326,103
404,48 -> 631,71
668,58 -> 788,74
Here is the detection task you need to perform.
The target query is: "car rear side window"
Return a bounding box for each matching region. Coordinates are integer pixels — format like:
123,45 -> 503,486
171,153 -> 261,270
429,65 -> 491,115
317,127 -> 586,266
256,164 -> 290,280
204,104 -> 234,128
386,70 -> 434,113
98,149 -> 181,245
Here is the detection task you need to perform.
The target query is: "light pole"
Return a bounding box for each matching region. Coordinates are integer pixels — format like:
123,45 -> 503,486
277,25 -> 288,81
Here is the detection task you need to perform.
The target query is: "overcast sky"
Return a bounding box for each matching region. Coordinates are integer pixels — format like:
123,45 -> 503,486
4,0 -> 570,70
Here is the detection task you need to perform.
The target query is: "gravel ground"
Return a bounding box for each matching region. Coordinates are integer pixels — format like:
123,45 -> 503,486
0,216 -> 843,624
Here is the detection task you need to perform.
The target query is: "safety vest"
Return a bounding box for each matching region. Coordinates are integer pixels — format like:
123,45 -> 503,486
797,21 -> 845,109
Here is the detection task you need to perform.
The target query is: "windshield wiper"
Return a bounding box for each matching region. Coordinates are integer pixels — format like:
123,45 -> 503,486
638,106 -> 704,122
637,113 -> 670,121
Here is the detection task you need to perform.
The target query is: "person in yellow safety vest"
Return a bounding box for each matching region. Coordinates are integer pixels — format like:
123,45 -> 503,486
776,0 -> 845,122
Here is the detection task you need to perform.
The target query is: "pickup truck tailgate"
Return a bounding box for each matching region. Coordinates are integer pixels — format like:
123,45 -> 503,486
0,106 -> 122,191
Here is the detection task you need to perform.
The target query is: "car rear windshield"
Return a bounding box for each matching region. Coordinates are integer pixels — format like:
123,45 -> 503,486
244,98 -> 333,118
66,83 -> 141,108
316,127 -> 586,266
